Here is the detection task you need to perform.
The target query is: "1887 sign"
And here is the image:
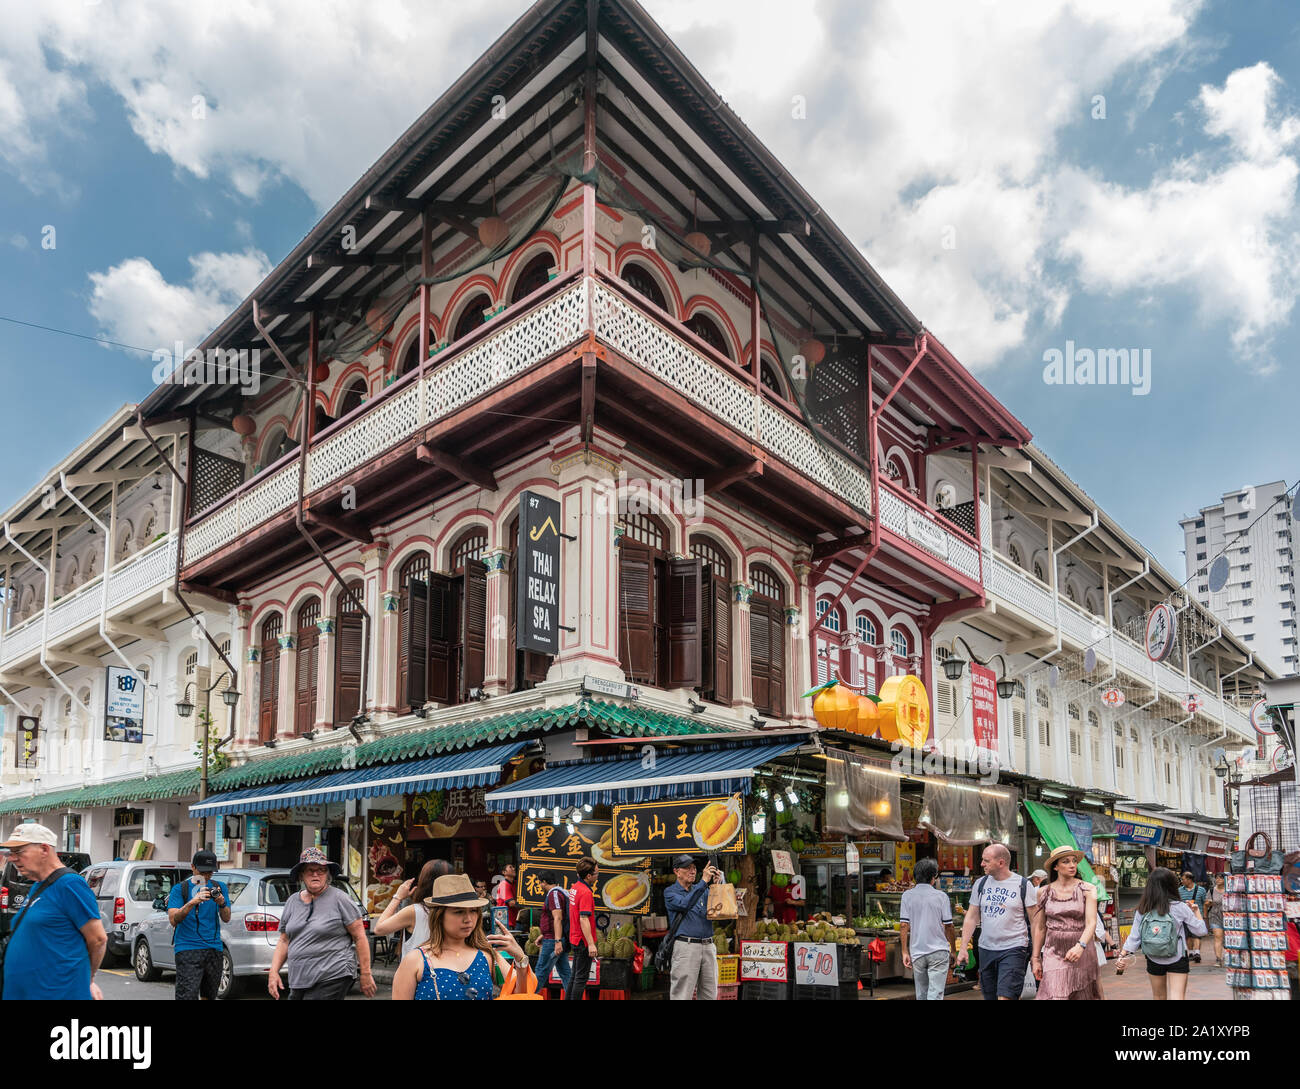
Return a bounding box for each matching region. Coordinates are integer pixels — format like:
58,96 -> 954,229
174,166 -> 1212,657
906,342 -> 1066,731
516,490 -> 561,655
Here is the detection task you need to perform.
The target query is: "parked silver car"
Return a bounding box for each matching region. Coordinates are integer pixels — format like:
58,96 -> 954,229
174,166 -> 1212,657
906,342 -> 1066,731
83,860 -> 192,963
131,867 -> 367,999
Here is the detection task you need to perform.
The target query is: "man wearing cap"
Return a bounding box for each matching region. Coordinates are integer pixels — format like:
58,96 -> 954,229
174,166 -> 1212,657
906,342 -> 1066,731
167,849 -> 231,1000
0,823 -> 106,1000
663,854 -> 722,1001
1029,869 -> 1048,888
268,847 -> 376,1000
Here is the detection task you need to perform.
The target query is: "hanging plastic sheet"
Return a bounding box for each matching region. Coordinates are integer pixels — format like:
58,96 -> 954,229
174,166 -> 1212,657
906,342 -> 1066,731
917,777 -> 1018,846
822,750 -> 903,839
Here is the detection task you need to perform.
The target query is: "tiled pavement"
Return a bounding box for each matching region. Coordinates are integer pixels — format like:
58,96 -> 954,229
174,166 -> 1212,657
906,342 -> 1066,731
940,952 -> 1233,1001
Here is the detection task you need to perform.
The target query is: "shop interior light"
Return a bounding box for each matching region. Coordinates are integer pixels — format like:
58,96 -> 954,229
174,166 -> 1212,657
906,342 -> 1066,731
527,820 -> 536,831
528,808 -> 537,819
836,789 -> 849,807
1034,844 -> 1043,856
551,811 -> 560,826
751,812 -> 766,834
538,808 -> 547,818
786,787 -> 798,805
582,804 -> 593,813
774,796 -> 785,813
567,823 -> 575,835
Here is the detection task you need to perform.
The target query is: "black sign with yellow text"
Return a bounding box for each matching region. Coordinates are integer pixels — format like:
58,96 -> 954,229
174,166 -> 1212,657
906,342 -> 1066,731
611,795 -> 744,856
517,858 -> 653,915
516,490 -> 561,655
520,817 -> 611,863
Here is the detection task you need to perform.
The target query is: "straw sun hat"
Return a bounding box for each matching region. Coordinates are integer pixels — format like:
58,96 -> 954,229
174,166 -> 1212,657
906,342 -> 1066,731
424,872 -> 489,909
1044,844 -> 1085,871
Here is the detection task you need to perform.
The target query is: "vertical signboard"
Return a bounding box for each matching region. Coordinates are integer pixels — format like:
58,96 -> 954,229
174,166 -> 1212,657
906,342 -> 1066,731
15,716 -> 39,768
104,666 -> 145,743
516,490 -> 561,655
970,663 -> 998,759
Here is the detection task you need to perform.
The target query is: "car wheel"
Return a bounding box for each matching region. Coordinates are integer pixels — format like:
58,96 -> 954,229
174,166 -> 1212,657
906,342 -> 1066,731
133,939 -> 161,982
216,950 -> 240,1000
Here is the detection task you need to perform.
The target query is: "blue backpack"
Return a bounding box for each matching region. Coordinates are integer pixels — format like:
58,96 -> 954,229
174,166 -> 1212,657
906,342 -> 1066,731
1138,908 -> 1180,959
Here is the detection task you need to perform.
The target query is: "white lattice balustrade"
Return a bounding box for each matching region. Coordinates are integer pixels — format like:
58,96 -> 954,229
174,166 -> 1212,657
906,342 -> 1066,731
877,485 -> 978,582
989,554 -> 1056,623
0,618 -> 43,667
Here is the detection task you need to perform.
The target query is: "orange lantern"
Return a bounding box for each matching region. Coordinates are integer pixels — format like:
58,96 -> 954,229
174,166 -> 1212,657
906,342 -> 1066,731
312,362 -> 330,384
811,682 -> 858,732
799,337 -> 826,368
231,414 -> 256,437
683,230 -> 711,258
876,675 -> 930,749
478,215 -> 509,250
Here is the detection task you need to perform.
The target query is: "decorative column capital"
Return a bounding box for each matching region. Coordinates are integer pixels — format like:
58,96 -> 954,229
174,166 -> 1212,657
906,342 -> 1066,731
733,582 -> 753,604
382,591 -> 400,615
483,548 -> 510,573
246,647 -> 259,663
317,618 -> 335,636
784,606 -> 801,626
277,634 -> 295,651
793,560 -> 813,584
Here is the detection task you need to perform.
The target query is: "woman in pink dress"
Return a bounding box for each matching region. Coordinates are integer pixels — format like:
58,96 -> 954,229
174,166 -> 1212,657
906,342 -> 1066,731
1031,845 -> 1102,1000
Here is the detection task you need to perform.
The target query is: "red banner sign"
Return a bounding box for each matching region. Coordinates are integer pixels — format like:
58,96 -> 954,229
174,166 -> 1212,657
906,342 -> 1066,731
970,663 -> 999,756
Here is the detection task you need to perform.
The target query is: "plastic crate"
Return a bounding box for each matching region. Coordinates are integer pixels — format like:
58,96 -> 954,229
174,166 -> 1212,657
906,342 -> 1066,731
599,958 -> 633,992
716,955 -> 739,985
636,966 -> 658,991
716,984 -> 739,1000
793,981 -> 861,1001
741,979 -> 790,1000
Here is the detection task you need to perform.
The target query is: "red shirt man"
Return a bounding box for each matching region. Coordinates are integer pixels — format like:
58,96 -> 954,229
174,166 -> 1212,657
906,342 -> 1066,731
769,879 -> 804,924
495,863 -> 518,928
568,868 -> 596,946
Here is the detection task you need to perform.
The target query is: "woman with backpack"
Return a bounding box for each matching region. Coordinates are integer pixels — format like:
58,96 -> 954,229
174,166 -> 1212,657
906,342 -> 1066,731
1116,867 -> 1207,999
1030,845 -> 1101,1000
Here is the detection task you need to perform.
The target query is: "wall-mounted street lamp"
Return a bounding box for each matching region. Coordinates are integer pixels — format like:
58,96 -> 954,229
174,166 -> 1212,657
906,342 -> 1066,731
177,673 -> 240,850
940,637 -> 1018,698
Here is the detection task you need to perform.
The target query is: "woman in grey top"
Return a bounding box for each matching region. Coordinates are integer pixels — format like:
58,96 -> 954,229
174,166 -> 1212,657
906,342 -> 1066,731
268,848 -> 377,1000
1117,867 -> 1207,1001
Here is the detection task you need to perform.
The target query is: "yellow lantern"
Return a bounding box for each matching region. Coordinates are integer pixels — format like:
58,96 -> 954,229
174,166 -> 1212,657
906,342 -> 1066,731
877,675 -> 930,749
812,682 -> 859,732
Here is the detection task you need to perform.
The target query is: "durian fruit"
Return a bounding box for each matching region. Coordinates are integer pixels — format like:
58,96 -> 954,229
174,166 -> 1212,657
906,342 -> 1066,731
524,939 -> 540,955
614,936 -> 634,959
597,939 -> 613,958
618,923 -> 636,939
529,926 -> 542,940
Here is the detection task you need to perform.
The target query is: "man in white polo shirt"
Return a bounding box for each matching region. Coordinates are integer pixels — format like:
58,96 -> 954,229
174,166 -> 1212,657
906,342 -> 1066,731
899,858 -> 954,1000
955,843 -> 1040,1000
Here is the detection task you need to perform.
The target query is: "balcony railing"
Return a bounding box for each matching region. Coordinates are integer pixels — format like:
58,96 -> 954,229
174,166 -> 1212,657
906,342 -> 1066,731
182,277 -> 591,565
983,549 -> 1253,738
876,481 -> 981,584
0,533 -> 177,668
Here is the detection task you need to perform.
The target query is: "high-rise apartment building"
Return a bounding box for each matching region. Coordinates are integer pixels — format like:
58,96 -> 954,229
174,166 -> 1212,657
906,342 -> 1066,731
1181,481 -> 1297,675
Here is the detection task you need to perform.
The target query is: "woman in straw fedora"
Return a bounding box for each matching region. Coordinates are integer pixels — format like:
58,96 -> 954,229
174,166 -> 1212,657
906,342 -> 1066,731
391,873 -> 533,1000
1031,845 -> 1102,1000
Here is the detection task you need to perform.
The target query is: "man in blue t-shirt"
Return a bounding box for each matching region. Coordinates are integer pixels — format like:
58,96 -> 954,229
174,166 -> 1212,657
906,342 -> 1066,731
167,849 -> 231,1000
0,823 -> 106,1000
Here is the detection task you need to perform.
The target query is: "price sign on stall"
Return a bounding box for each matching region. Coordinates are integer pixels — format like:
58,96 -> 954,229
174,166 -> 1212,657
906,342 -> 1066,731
793,942 -> 839,986
739,941 -> 789,982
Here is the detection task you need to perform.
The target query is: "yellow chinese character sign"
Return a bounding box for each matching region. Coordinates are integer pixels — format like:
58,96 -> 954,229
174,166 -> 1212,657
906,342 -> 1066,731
611,796 -> 744,856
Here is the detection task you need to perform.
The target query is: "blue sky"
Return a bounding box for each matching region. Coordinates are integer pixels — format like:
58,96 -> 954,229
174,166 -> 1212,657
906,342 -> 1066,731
0,0 -> 1296,576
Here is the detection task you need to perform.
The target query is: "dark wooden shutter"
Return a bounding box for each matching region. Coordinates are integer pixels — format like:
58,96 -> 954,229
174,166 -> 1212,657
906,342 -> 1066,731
667,557 -> 703,688
712,575 -> 732,705
403,577 -> 429,709
750,598 -> 772,714
294,627 -> 318,734
768,603 -> 785,716
428,573 -> 458,704
259,641 -> 279,741
460,559 -> 488,696
618,543 -> 655,682
334,613 -> 364,727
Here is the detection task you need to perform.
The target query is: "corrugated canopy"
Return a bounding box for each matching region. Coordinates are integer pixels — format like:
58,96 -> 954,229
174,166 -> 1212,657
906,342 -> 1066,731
188,741 -> 531,818
484,740 -> 803,812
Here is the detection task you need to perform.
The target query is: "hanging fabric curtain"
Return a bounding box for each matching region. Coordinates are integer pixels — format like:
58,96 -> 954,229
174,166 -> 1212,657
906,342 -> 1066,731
822,750 -> 903,839
917,777 -> 1018,846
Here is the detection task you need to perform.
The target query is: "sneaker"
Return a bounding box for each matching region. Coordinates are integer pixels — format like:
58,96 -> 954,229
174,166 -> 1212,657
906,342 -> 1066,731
1190,952 -> 1201,963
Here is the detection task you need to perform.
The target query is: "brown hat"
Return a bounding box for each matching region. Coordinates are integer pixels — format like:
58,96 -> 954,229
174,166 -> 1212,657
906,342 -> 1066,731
1045,844 -> 1085,870
424,872 -> 488,909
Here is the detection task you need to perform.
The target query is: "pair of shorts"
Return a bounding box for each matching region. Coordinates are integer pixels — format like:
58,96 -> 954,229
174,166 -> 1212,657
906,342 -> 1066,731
1146,954 -> 1190,976
288,974 -> 354,1000
174,948 -> 223,1000
978,945 -> 1029,999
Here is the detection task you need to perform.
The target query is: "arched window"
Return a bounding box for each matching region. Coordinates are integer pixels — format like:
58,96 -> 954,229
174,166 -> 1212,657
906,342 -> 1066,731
338,377 -> 367,417
685,312 -> 731,360
1068,702 -> 1081,721
816,599 -> 842,633
1033,561 -> 1045,582
1065,584 -> 1077,604
334,580 -> 364,728
84,551 -> 97,581
750,564 -> 786,717
61,558 -> 79,595
690,536 -> 732,705
449,528 -> 488,571
259,614 -> 282,743
814,599 -> 844,687
259,427 -> 297,473
396,551 -> 432,709
856,615 -> 877,647
450,292 -> 491,345
890,628 -> 910,659
294,599 -> 321,735
1009,543 -> 1023,568
184,650 -> 198,679
510,253 -> 553,305
760,358 -> 785,398
618,512 -> 672,686
623,262 -> 667,311
397,330 -> 432,377
886,456 -> 906,483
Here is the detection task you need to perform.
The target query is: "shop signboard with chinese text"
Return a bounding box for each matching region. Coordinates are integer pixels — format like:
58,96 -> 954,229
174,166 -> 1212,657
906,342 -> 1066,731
409,786 -> 521,841
970,664 -> 999,759
104,665 -> 145,743
739,941 -> 789,982
610,795 -> 744,856
520,816 -> 608,863
15,716 -> 39,768
516,490 -> 561,655
770,849 -> 796,876
793,942 -> 839,986
1162,828 -> 1196,851
266,805 -> 325,826
516,859 -> 652,914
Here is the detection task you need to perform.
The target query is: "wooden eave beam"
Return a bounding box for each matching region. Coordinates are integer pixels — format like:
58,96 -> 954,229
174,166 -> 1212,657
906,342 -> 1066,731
46,651 -> 105,670
415,444 -> 498,491
702,458 -> 764,494
179,580 -> 239,605
302,510 -> 374,545
812,531 -> 872,561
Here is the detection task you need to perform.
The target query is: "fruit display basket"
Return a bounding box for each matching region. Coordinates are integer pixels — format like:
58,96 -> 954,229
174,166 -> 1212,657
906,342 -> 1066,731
741,979 -> 790,1000
599,957 -> 634,993
635,965 -> 657,991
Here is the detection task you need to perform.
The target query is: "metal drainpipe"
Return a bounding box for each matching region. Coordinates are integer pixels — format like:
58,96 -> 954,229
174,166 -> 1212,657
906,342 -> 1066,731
2,523 -> 93,717
58,473 -> 148,688
132,410 -> 238,696
1106,559 -> 1149,681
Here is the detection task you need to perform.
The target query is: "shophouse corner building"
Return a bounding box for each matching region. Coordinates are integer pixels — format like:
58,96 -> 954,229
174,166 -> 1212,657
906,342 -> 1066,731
0,0 -> 1274,933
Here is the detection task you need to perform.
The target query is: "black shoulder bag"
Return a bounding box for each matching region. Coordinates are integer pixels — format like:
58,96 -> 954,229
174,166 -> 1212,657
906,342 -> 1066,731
654,882 -> 709,975
0,867 -> 72,1000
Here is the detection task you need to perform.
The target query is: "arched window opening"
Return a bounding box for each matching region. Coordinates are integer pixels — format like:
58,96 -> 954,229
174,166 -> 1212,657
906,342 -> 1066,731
339,377 -> 367,417
510,253 -> 553,305
334,580 -> 365,728
259,614 -> 283,743
294,599 -> 321,735
450,292 -> 491,345
690,536 -> 732,705
623,262 -> 667,311
685,312 -> 731,360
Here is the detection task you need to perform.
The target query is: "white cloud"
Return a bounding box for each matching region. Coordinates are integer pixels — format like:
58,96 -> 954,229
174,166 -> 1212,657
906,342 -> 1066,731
87,249 -> 272,351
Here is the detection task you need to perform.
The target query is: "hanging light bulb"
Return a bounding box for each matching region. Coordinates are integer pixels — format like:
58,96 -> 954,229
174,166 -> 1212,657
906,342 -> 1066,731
751,812 -> 767,834
567,822 -> 575,835
582,804 -> 593,814
527,820 -> 536,831
786,786 -> 798,805
774,796 -> 785,813
538,808 -> 547,819
571,808 -> 583,823
528,808 -> 537,820
552,811 -> 560,826
836,789 -> 849,807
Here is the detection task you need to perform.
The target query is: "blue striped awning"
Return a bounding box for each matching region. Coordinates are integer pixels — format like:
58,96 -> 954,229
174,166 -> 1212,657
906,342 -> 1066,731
483,740 -> 804,813
188,740 -> 530,818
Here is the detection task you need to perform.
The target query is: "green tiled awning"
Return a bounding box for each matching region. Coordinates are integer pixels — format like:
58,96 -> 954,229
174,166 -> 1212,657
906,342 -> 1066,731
0,700 -> 740,818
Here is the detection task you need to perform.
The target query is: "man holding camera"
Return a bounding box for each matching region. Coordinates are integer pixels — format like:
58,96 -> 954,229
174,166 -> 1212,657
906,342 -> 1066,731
167,849 -> 231,1000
